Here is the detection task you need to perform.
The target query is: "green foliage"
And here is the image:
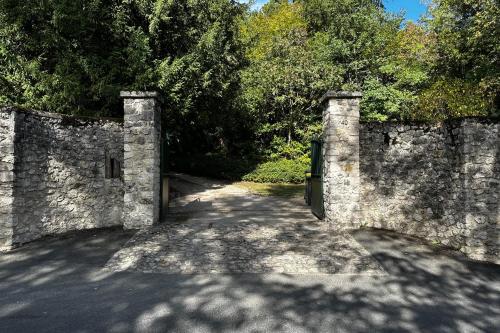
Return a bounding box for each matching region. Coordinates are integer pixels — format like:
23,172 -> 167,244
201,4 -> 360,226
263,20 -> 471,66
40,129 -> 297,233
240,0 -> 307,62
1,0 -> 499,183
172,151 -> 309,184
262,0 -> 429,123
0,0 -> 158,115
242,158 -> 309,184
171,153 -> 258,181
426,0 -> 499,116
361,78 -> 412,121
266,122 -> 321,163
267,137 -> 308,161
414,78 -> 490,121
240,2 -> 340,150
0,0 -> 247,145
153,0 -> 247,154
300,0 -> 400,89
363,23 -> 436,121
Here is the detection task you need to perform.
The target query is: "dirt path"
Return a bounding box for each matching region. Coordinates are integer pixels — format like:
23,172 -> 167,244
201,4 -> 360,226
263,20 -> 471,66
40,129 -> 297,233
168,173 -> 308,214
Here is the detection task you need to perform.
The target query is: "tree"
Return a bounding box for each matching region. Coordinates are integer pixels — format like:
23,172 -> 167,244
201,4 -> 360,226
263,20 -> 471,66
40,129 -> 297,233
0,0 -> 247,154
148,0 -> 247,155
362,22 -> 436,120
299,0 -> 400,89
240,1 -> 340,152
0,0 -> 148,116
421,0 -> 499,118
299,0 -> 418,120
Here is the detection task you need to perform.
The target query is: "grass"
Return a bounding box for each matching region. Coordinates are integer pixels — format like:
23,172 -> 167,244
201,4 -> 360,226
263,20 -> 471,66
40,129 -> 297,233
234,181 -> 305,198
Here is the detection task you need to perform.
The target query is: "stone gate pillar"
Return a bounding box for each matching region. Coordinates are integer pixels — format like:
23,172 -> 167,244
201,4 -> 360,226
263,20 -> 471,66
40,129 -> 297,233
0,110 -> 16,251
120,91 -> 161,229
321,91 -> 362,229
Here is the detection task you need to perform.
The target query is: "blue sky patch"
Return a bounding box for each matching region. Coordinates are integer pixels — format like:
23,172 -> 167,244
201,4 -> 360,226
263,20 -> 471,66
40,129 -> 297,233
240,0 -> 428,21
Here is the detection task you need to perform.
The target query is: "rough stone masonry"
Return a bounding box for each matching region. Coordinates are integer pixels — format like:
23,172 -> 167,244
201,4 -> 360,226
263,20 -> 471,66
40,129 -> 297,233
0,110 -> 15,251
0,92 -> 162,250
321,91 -> 362,230
322,91 -> 500,264
121,91 -> 162,229
0,107 -> 124,250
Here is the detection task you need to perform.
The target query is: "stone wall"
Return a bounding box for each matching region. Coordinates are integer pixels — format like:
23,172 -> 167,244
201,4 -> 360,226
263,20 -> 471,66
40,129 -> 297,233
0,107 -> 124,248
359,119 -> 499,263
321,91 -> 499,264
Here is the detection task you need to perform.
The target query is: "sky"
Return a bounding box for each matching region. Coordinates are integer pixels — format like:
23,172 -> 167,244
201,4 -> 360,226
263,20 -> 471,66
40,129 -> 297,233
383,0 -> 428,21
242,1 -> 428,22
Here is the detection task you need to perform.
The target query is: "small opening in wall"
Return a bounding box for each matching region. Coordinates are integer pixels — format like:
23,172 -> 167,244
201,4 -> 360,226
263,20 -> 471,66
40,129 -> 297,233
111,158 -> 121,178
383,132 -> 391,146
105,155 -> 121,179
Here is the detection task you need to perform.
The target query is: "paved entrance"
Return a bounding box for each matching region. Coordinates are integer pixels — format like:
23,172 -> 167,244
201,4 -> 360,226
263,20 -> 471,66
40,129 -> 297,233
105,174 -> 384,274
1,205 -> 499,332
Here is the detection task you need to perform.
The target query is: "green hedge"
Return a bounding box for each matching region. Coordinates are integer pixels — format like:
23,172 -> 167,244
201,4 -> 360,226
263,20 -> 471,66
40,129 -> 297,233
172,155 -> 309,184
242,159 -> 309,184
171,154 -> 258,181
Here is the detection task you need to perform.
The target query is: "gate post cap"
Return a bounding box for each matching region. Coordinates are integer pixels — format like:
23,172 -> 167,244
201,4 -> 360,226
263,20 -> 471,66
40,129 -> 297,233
120,91 -> 159,99
320,91 -> 362,104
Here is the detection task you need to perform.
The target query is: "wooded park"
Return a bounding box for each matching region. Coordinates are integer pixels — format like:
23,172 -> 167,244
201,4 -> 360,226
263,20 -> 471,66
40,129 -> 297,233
0,0 -> 498,182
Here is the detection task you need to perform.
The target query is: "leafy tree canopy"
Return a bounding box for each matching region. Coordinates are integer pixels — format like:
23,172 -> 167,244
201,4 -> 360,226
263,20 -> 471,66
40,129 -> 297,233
421,0 -> 499,118
0,0 -> 498,177
240,1 -> 339,152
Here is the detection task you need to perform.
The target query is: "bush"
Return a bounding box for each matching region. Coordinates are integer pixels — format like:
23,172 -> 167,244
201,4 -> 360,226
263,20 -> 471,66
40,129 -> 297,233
171,154 -> 258,181
267,137 -> 308,160
172,154 -> 309,184
242,158 -> 308,184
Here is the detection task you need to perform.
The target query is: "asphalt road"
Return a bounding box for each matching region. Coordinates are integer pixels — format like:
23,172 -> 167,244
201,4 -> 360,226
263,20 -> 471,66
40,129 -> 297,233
1,227 -> 499,333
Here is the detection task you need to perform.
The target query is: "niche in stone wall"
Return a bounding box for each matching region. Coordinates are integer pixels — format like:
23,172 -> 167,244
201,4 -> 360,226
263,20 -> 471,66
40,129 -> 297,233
105,153 -> 121,179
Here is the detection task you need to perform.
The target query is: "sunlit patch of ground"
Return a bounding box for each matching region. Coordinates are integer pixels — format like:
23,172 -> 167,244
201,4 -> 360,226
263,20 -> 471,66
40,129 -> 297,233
234,181 -> 304,198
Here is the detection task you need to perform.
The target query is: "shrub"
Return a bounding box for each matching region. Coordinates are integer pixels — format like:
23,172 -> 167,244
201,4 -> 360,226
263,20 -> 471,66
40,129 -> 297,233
172,154 -> 310,184
171,154 -> 258,181
242,158 -> 308,184
267,136 -> 308,160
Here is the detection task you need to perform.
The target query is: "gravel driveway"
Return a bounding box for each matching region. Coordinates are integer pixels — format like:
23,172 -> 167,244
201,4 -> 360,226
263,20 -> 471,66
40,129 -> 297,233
105,174 -> 384,274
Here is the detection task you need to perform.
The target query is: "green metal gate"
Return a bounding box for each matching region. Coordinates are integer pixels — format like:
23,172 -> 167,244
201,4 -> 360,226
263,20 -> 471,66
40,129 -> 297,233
310,140 -> 324,219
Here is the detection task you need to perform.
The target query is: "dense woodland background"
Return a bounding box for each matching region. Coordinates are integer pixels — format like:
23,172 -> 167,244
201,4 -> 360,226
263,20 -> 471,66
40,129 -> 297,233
1,0 -> 498,182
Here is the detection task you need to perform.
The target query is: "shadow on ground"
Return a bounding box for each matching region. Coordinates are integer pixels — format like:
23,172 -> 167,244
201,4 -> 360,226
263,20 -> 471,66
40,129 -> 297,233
1,175 -> 499,332
0,226 -> 499,332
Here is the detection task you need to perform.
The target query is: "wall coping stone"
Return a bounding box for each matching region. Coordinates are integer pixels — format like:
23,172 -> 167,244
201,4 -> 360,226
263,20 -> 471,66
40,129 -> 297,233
0,106 -> 123,124
120,91 -> 159,99
320,91 -> 363,103
359,117 -> 500,126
